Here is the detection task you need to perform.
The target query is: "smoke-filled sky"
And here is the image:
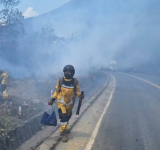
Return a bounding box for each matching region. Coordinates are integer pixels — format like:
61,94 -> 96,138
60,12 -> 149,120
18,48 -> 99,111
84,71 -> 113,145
1,0 -> 160,77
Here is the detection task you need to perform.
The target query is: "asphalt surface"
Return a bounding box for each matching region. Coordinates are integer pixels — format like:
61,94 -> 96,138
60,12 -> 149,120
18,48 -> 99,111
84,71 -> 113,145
128,72 -> 160,86
92,72 -> 160,150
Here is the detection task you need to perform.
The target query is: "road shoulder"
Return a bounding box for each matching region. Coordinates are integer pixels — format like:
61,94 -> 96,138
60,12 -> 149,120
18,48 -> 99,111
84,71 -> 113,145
36,74 -> 115,150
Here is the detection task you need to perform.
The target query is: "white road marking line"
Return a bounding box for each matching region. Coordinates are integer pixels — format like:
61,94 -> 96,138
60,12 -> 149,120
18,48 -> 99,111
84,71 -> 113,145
125,74 -> 160,90
85,75 -> 116,150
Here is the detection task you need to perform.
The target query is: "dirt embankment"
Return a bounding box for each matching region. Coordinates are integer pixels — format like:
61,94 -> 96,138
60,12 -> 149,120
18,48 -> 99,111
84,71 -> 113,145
0,73 -> 96,130
0,72 -> 105,150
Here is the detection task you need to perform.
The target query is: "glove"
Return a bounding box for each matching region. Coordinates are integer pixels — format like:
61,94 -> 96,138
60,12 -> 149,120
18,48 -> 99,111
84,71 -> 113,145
48,98 -> 56,105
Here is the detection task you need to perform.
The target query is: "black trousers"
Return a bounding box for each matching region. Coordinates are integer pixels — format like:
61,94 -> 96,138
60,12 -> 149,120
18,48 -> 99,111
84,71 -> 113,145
58,108 -> 72,123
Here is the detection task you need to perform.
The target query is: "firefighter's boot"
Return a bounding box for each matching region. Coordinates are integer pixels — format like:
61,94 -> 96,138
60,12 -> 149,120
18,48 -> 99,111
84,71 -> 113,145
62,131 -> 68,142
60,124 -> 67,136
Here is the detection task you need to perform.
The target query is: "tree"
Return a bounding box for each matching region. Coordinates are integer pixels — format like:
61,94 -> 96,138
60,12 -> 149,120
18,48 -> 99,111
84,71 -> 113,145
0,0 -> 24,147
0,0 -> 24,58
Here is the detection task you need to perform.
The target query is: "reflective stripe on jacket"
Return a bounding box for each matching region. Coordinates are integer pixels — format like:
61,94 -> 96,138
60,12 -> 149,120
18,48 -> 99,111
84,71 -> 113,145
52,77 -> 81,106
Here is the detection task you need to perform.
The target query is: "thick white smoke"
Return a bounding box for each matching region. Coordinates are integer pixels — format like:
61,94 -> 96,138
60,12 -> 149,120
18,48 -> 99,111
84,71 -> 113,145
1,0 -> 160,77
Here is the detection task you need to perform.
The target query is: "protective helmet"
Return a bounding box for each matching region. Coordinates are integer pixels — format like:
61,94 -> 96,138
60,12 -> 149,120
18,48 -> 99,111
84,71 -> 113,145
63,65 -> 75,76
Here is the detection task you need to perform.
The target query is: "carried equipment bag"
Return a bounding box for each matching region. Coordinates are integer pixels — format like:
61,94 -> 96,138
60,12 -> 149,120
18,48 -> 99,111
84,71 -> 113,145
40,110 -> 57,126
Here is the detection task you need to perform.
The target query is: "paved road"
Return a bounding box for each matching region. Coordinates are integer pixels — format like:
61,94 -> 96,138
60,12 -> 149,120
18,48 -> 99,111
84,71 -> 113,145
128,72 -> 160,87
92,72 -> 160,150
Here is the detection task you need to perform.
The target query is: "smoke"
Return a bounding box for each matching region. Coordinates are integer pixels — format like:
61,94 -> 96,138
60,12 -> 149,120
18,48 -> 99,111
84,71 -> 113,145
1,0 -> 160,77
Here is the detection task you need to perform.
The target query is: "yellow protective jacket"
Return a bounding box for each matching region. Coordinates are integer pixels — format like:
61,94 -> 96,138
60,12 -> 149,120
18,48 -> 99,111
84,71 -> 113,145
52,77 -> 81,107
0,71 -> 10,85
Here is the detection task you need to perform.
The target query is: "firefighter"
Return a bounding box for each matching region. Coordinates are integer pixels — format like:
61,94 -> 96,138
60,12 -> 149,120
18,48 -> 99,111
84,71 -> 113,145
0,70 -> 10,102
48,65 -> 84,142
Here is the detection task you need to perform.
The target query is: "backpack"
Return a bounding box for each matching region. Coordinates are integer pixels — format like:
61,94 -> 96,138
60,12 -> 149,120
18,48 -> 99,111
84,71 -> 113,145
59,77 -> 78,94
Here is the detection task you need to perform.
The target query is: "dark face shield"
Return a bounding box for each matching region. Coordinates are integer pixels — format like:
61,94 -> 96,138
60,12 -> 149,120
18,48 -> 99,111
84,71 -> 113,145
64,71 -> 72,79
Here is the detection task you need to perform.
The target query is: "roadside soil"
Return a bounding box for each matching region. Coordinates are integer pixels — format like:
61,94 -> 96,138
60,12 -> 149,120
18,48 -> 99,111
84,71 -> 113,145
0,72 -> 102,138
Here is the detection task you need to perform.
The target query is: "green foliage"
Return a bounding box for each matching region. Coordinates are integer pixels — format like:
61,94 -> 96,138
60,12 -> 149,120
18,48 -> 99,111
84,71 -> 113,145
38,25 -> 64,46
0,109 -> 13,137
0,109 -> 14,149
0,0 -> 24,57
0,0 -> 21,24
